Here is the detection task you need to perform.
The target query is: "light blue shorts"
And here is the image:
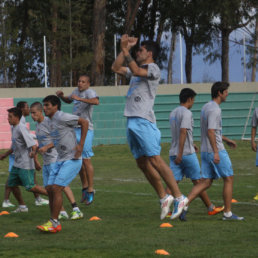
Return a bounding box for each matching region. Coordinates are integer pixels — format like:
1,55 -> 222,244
48,159 -> 82,187
9,154 -> 15,172
75,128 -> 94,158
201,150 -> 233,179
170,153 -> 201,181
126,117 -> 161,159
42,163 -> 58,187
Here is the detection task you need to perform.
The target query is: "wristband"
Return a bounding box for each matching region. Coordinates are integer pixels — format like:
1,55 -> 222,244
125,54 -> 134,64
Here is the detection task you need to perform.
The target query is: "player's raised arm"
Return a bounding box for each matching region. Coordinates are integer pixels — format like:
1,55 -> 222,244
56,90 -> 73,104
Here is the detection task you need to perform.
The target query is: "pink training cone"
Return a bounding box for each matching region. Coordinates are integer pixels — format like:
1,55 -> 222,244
160,223 -> 173,228
89,216 -> 101,221
4,232 -> 19,238
155,249 -> 170,256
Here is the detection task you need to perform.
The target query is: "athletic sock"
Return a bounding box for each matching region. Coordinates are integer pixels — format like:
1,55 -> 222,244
71,202 -> 78,208
223,211 -> 232,217
73,207 -> 80,212
19,205 -> 27,209
82,187 -> 88,192
208,204 -> 215,211
160,194 -> 169,203
60,210 -> 68,216
36,197 -> 42,201
50,218 -> 59,227
175,195 -> 184,202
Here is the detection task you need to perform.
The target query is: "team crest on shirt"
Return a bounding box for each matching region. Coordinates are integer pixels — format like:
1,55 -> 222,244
134,96 -> 141,102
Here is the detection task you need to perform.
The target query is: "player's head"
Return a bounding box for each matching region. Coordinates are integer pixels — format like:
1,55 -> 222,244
211,81 -> 230,102
43,95 -> 61,118
7,107 -> 22,126
78,75 -> 91,92
179,88 -> 196,108
30,102 -> 44,122
136,40 -> 160,64
17,101 -> 30,116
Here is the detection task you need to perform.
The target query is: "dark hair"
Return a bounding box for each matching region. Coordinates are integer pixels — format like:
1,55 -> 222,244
179,88 -> 197,103
211,81 -> 230,98
7,107 -> 22,119
79,74 -> 91,84
30,102 -> 43,111
141,40 -> 160,61
16,101 -> 28,110
43,95 -> 61,110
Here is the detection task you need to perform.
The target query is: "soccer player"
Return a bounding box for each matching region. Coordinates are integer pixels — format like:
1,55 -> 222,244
37,95 -> 88,233
0,107 -> 48,213
167,88 -> 224,221
251,107 -> 258,200
56,75 -> 99,205
111,34 -> 188,220
30,102 -> 84,220
186,82 -> 244,220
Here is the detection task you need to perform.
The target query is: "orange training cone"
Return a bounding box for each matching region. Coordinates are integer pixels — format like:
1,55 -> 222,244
89,216 -> 101,221
0,211 -> 10,215
160,223 -> 173,228
155,249 -> 170,256
4,232 -> 19,238
231,199 -> 238,203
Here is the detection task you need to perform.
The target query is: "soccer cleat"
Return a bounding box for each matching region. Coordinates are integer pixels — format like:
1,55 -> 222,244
35,197 -> 49,206
160,195 -> 174,220
37,220 -> 62,233
179,209 -> 188,222
171,196 -> 188,220
80,188 -> 88,203
208,206 -> 224,216
11,207 -> 28,213
85,190 -> 95,205
253,194 -> 258,200
222,213 -> 244,221
58,212 -> 69,220
70,210 -> 83,220
2,200 -> 15,208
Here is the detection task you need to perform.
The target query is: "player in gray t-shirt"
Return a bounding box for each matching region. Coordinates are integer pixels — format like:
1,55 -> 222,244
0,107 -> 48,213
168,88 -> 224,220
37,95 -> 88,233
251,107 -> 258,200
112,34 -> 188,220
56,75 -> 99,205
186,82 -> 244,221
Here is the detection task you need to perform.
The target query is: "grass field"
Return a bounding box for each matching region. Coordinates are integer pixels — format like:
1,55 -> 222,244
0,141 -> 257,257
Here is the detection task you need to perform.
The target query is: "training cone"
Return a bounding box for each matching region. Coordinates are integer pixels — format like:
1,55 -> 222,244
231,199 -> 238,203
4,232 -> 19,238
155,249 -> 170,256
89,216 -> 101,221
0,211 -> 10,215
160,223 -> 173,228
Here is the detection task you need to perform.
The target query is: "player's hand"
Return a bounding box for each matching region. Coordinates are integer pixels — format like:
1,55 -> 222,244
38,146 -> 48,154
56,90 -> 64,97
35,161 -> 42,171
120,34 -> 129,51
174,156 -> 182,165
194,144 -> 199,153
128,36 -> 138,49
74,144 -> 83,159
71,94 -> 80,101
29,150 -> 36,158
251,141 -> 257,152
226,139 -> 237,149
213,152 -> 220,164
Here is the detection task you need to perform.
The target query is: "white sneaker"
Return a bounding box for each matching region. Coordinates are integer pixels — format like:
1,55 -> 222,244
160,195 -> 174,220
171,196 -> 189,220
12,207 -> 28,213
35,197 -> 49,206
58,212 -> 69,220
2,200 -> 15,208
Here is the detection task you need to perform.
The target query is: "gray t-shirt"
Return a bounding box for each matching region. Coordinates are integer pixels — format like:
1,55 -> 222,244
35,117 -> 58,165
169,106 -> 195,156
124,63 -> 160,123
69,88 -> 98,130
200,101 -> 224,153
20,116 -> 26,125
48,111 -> 80,161
251,108 -> 258,127
11,123 -> 36,169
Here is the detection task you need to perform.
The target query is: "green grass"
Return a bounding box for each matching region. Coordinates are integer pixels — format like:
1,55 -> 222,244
0,141 -> 257,257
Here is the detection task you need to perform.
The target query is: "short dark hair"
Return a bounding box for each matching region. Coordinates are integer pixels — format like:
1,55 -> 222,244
179,88 -> 197,103
7,107 -> 22,119
30,102 -> 43,111
16,101 -> 28,110
79,74 -> 91,84
141,40 -> 160,61
43,95 -> 61,110
211,81 -> 230,98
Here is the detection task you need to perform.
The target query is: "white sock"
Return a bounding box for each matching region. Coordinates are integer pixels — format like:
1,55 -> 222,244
19,205 -> 26,209
60,211 -> 68,216
223,211 -> 232,217
175,195 -> 184,202
160,194 -> 169,203
73,207 -> 80,212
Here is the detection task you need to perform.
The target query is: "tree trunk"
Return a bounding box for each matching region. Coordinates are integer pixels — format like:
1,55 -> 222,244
185,38 -> 193,83
221,29 -> 230,82
167,32 -> 176,84
125,0 -> 141,34
251,15 -> 258,82
91,0 -> 106,86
